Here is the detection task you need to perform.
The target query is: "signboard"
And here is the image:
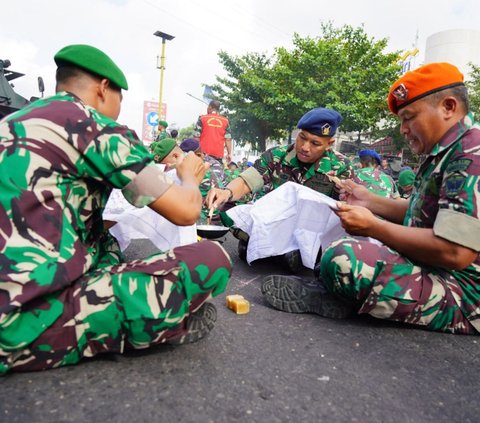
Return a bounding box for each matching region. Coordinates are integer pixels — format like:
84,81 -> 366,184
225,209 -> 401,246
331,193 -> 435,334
142,100 -> 167,145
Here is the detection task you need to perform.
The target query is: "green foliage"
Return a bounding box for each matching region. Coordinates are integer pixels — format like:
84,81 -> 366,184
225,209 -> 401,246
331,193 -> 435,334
178,123 -> 196,141
211,22 -> 402,152
466,62 -> 480,117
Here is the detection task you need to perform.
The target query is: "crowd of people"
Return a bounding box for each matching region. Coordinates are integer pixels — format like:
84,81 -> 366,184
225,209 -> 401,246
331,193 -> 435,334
1,43 -> 479,374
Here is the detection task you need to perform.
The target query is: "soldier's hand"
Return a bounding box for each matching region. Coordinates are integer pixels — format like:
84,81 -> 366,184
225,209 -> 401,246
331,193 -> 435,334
176,151 -> 210,185
206,187 -> 231,209
334,202 -> 377,237
339,179 -> 372,208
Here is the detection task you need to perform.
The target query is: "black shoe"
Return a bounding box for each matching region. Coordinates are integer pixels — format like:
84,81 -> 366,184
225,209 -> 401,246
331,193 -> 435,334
282,250 -> 302,274
238,239 -> 248,262
261,275 -> 353,319
168,302 -> 217,345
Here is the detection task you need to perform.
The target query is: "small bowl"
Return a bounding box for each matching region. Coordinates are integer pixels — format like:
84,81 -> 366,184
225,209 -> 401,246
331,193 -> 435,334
196,224 -> 230,239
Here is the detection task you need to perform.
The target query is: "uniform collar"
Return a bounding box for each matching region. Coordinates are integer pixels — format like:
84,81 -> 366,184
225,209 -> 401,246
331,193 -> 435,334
429,112 -> 475,157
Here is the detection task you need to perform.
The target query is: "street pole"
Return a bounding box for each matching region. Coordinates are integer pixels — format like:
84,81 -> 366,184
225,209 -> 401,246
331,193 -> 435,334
153,31 -> 174,136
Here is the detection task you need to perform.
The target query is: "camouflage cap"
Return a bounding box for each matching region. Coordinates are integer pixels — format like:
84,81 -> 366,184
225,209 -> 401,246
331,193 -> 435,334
54,44 -> 128,90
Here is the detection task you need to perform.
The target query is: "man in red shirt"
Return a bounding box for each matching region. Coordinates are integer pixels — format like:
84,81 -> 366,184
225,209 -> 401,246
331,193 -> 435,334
195,100 -> 232,164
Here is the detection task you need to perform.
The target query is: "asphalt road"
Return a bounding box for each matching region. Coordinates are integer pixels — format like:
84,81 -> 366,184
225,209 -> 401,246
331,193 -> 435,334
2,234 -> 479,423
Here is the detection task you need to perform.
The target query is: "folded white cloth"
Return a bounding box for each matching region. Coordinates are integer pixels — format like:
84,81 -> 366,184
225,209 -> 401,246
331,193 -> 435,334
226,182 -> 347,269
103,169 -> 197,252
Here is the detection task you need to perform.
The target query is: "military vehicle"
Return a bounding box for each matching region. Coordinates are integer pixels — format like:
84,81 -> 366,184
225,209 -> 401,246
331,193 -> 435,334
0,58 -> 44,119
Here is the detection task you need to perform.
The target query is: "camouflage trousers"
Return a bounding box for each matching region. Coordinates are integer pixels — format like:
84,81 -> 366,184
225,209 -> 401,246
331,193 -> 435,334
1,240 -> 232,373
320,237 -> 477,335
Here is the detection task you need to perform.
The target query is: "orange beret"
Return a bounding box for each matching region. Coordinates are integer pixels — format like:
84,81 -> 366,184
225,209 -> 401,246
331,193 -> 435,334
388,62 -> 464,114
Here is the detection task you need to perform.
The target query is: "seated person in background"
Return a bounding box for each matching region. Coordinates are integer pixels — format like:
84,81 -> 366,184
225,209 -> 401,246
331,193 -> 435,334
0,44 -> 232,374
225,161 -> 241,183
207,107 -> 353,271
262,62 -> 480,335
397,169 -> 416,199
353,149 -> 398,198
180,138 -> 226,223
152,137 -> 184,170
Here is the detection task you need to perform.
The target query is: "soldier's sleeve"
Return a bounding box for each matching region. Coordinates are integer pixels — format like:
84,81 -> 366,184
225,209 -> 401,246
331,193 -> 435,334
337,155 -> 354,179
122,164 -> 174,207
238,149 -> 273,193
224,118 -> 232,140
81,122 -> 174,207
194,116 -> 202,138
434,146 -> 480,251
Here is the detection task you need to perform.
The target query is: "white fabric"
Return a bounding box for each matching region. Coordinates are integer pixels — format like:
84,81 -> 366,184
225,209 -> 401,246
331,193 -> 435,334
226,182 -> 347,269
103,169 -> 197,252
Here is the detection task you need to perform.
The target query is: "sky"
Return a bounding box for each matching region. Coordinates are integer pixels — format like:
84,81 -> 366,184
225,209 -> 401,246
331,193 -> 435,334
2,0 -> 480,137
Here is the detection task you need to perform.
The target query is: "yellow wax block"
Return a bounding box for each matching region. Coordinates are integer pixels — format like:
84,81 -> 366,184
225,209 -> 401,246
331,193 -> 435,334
231,298 -> 250,315
226,294 -> 244,308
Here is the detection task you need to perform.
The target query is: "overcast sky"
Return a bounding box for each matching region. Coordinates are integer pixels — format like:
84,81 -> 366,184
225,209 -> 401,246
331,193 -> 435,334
2,0 -> 479,136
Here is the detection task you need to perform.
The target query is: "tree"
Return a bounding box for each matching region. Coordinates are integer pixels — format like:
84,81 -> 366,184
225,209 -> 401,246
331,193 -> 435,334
212,51 -> 285,152
466,62 -> 480,117
177,123 -> 196,141
212,23 -> 402,152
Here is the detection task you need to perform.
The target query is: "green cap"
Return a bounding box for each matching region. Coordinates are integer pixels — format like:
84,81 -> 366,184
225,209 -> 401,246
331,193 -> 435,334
398,169 -> 415,187
152,138 -> 177,162
54,44 -> 128,90
158,120 -> 169,128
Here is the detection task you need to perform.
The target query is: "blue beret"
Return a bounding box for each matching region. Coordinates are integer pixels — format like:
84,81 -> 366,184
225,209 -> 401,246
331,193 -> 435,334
358,149 -> 382,165
54,44 -> 128,90
297,108 -> 343,137
179,138 -> 200,152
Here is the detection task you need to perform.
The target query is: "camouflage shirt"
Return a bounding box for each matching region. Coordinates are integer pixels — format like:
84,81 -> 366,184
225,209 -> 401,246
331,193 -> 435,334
239,144 -> 352,199
404,112 -> 480,327
0,92 -> 172,347
353,167 -> 398,198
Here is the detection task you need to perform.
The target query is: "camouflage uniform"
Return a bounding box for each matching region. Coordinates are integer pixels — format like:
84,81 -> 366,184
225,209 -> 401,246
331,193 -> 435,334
239,144 -> 353,199
353,167 -> 398,198
321,113 -> 480,335
199,155 -> 226,222
0,92 -> 232,373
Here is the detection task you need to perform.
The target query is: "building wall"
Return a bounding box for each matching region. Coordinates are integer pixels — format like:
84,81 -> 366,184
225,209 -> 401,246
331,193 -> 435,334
425,29 -> 480,79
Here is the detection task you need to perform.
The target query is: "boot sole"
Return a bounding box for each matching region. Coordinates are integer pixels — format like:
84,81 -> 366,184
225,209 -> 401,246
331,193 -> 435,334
261,275 -> 352,319
168,302 -> 217,345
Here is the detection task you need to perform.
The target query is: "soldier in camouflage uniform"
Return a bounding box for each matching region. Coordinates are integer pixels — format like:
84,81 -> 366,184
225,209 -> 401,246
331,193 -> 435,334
262,62 -> 480,335
0,44 -> 232,374
179,138 -> 226,223
207,108 -> 353,269
353,149 -> 398,198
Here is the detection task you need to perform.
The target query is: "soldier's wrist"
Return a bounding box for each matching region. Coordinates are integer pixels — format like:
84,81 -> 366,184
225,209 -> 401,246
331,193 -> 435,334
224,187 -> 234,201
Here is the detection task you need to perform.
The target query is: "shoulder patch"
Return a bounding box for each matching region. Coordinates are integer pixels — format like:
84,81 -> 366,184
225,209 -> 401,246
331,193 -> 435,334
446,158 -> 472,173
444,173 -> 466,197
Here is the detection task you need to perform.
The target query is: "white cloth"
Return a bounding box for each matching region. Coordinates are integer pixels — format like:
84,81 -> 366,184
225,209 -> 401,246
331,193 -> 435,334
103,169 -> 197,252
226,182 -> 347,269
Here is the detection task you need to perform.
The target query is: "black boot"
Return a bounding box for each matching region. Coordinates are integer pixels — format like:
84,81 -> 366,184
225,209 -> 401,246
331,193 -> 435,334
261,275 -> 353,319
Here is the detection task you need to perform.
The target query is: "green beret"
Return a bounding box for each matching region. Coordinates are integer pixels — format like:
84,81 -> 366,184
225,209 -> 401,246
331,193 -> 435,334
54,44 -> 128,90
398,169 -> 415,187
158,120 -> 169,128
153,138 -> 177,162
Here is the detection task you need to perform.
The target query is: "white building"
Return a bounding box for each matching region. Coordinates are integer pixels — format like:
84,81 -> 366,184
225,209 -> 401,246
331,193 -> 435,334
425,29 -> 480,79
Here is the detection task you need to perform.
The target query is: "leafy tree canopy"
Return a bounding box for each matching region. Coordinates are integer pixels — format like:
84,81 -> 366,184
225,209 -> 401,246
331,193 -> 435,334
211,22 -> 402,152
467,62 -> 480,117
